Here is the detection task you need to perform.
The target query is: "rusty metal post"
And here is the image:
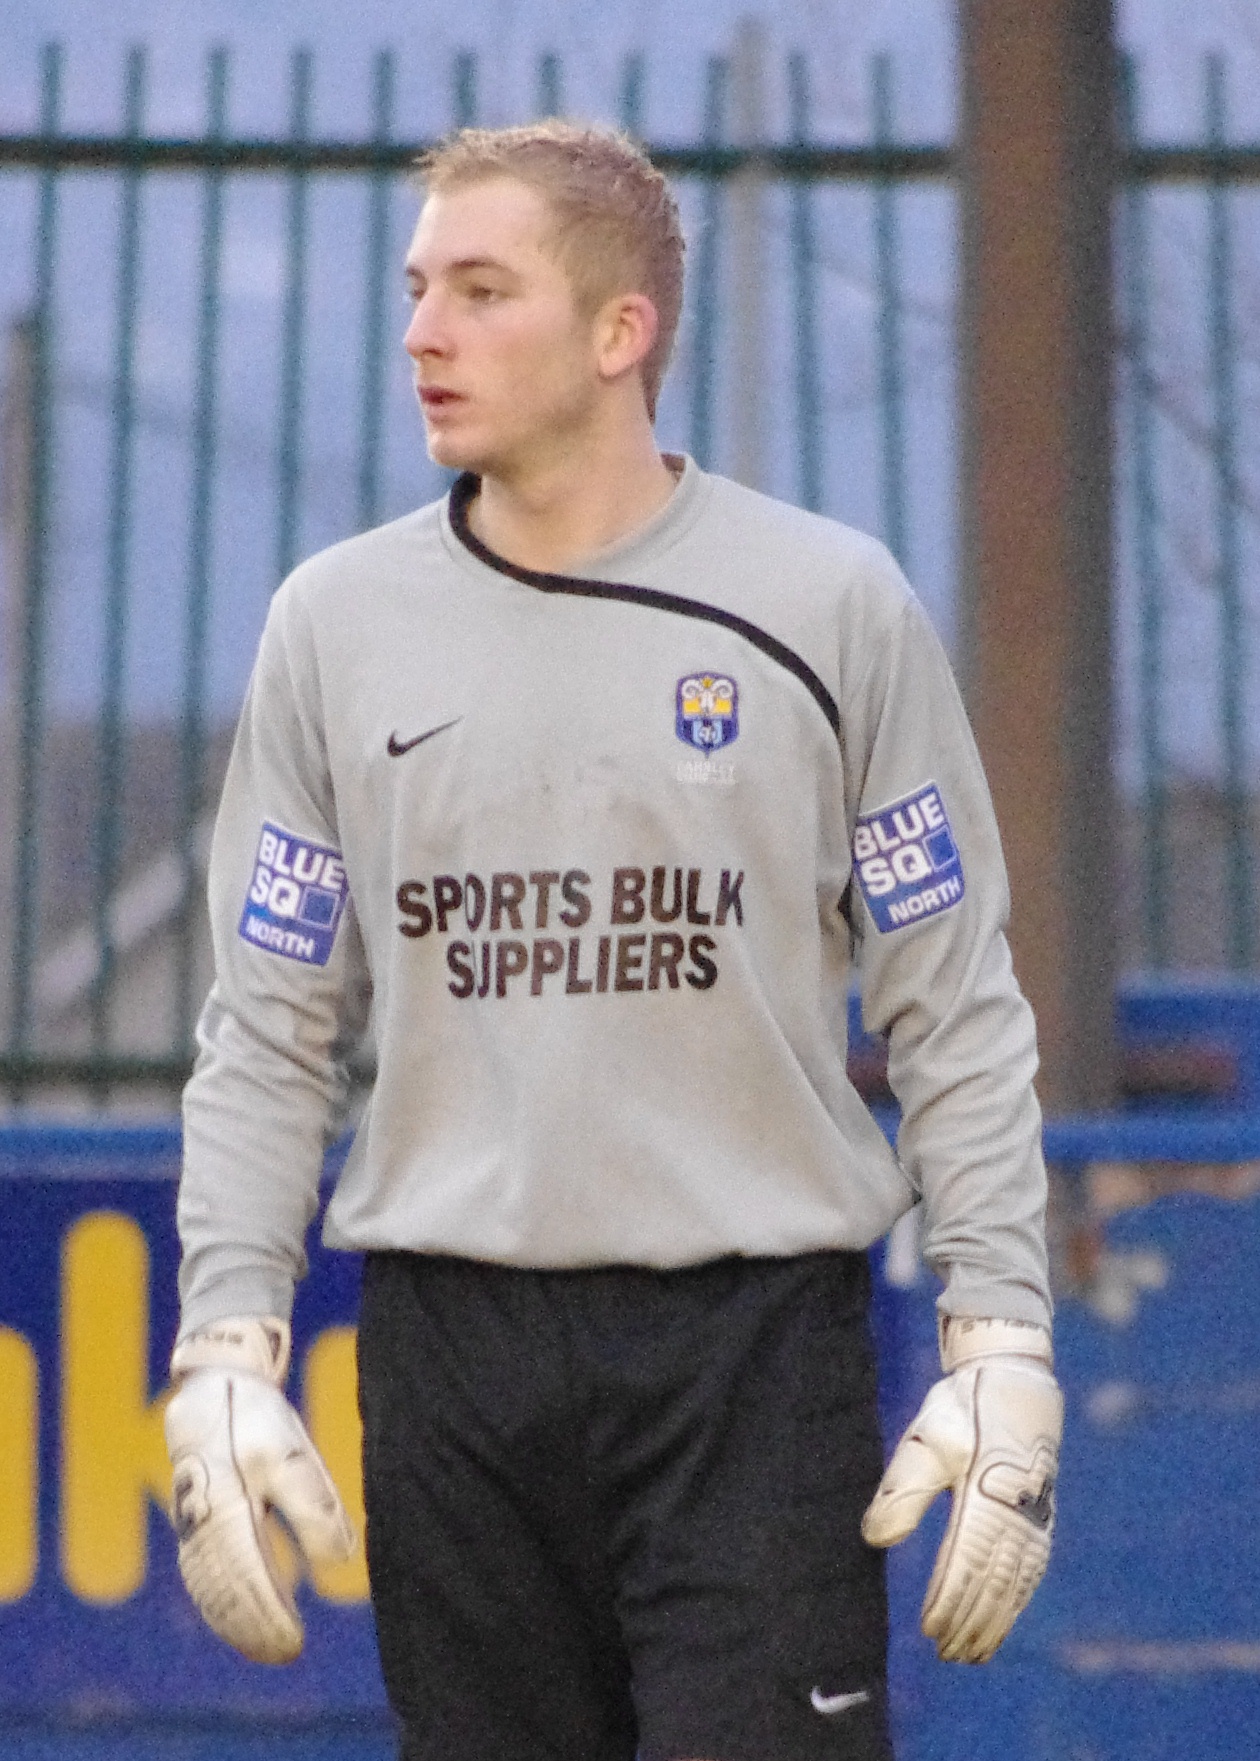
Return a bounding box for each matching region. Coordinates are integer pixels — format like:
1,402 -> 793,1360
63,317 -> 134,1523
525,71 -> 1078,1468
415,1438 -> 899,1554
960,0 -> 1118,1110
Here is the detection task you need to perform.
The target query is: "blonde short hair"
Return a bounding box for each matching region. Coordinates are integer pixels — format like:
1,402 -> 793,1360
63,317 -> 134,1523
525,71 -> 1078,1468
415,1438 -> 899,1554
415,120 -> 685,417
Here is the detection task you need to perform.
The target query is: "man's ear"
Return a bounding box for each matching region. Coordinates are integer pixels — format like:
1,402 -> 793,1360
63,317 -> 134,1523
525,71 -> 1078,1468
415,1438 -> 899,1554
594,292 -> 659,386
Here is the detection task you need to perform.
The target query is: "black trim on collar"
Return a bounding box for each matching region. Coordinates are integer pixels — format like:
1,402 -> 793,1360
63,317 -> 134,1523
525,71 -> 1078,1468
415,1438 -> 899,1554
448,472 -> 840,738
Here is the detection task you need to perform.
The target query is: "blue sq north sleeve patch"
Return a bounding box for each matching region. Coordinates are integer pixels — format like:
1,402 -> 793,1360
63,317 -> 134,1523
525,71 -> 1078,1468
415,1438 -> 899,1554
238,822 -> 349,965
853,782 -> 965,933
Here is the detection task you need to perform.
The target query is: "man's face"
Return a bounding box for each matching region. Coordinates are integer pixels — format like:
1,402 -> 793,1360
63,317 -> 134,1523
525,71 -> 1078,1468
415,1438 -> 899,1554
403,178 -> 605,479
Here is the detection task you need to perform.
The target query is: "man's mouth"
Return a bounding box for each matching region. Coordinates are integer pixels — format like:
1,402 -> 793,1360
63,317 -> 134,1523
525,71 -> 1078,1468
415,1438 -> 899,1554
419,386 -> 462,410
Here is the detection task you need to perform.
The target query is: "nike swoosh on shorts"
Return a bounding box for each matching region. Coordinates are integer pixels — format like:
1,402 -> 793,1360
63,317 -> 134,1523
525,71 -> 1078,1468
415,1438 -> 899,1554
810,1687 -> 871,1716
387,718 -> 462,756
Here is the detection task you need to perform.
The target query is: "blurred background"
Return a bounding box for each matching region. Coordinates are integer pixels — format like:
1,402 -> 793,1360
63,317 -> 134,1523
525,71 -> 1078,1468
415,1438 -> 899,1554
1,0 -> 1259,1756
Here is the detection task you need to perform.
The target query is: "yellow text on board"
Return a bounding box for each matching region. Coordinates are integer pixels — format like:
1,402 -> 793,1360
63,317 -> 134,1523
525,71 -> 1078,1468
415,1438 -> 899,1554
0,1210 -> 367,1605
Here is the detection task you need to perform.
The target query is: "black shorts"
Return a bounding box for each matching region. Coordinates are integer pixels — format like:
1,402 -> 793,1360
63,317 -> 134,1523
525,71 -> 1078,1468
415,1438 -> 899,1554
358,1250 -> 892,1761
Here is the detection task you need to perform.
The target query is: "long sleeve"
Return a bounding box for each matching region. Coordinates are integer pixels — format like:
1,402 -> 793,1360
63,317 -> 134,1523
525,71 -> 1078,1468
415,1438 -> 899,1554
177,583 -> 371,1334
845,595 -> 1051,1328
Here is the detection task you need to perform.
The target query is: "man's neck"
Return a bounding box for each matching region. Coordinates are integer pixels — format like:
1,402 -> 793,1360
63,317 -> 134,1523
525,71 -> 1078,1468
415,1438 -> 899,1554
465,425 -> 678,575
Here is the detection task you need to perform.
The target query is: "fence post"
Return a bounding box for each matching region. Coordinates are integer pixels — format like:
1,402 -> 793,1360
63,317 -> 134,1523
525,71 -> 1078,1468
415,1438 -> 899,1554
788,53 -> 822,514
274,48 -> 312,587
1,320 -> 37,1070
1118,58 -> 1169,970
728,17 -> 769,493
176,47 -> 228,1057
93,45 -> 147,1067
959,0 -> 1119,1110
357,49 -> 395,537
7,47 -> 63,1090
619,54 -> 645,138
872,56 -> 908,571
536,53 -> 562,119
689,58 -> 727,471
1206,55 -> 1254,972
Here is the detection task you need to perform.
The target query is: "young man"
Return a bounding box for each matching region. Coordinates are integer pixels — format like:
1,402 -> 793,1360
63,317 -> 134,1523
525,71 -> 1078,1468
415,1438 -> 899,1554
164,122 -> 1062,1761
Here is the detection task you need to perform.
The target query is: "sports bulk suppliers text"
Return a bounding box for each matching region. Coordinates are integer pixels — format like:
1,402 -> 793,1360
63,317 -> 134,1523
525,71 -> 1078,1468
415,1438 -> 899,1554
395,864 -> 746,999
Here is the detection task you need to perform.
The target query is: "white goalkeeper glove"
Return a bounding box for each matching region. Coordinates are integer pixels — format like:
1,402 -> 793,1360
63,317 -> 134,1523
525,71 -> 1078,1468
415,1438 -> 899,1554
861,1316 -> 1062,1664
165,1316 -> 355,1665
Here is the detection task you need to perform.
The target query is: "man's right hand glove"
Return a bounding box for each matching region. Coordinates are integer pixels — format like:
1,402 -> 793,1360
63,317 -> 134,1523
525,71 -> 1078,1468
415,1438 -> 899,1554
165,1316 -> 355,1665
861,1316 -> 1062,1664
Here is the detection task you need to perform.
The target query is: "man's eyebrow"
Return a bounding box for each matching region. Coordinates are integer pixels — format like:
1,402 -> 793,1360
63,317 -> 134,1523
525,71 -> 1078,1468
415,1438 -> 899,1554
405,256 -> 521,282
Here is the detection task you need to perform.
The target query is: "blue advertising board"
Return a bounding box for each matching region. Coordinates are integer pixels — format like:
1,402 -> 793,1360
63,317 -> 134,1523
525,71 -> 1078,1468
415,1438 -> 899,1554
0,1126 -> 386,1717
22,1117 -> 1260,1761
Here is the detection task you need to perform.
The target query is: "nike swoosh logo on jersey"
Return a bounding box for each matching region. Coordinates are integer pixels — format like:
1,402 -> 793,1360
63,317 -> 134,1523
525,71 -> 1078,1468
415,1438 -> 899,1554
387,718 -> 462,756
810,1687 -> 871,1716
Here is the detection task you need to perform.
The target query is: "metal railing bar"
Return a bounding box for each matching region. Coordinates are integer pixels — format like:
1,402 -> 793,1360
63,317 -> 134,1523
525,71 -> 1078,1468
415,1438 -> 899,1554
177,47 -> 228,1055
689,57 -> 726,469
0,135 -> 958,178
8,135 -> 1260,184
788,53 -> 823,514
619,53 -> 645,139
274,48 -> 312,586
873,54 -> 909,571
9,44 -> 62,1091
726,18 -> 768,494
92,45 -> 147,1071
0,1054 -> 193,1087
1119,60 -> 1171,971
356,49 -> 395,535
452,50 -> 477,130
1126,144 -> 1260,180
0,1054 -> 372,1089
536,52 -> 562,120
1206,55 -> 1255,970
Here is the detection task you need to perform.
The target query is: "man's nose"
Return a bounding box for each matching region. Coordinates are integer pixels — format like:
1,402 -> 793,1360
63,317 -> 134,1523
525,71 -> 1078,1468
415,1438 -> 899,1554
404,293 -> 449,359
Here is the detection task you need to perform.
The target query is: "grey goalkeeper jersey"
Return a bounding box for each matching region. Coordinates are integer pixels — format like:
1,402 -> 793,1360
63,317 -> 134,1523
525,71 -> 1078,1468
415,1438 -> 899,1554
178,459 -> 1051,1334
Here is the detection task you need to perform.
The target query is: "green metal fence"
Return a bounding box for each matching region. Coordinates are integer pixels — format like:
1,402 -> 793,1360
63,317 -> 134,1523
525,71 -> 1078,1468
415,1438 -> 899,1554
1118,57 -> 1260,976
1,43 -> 1259,1097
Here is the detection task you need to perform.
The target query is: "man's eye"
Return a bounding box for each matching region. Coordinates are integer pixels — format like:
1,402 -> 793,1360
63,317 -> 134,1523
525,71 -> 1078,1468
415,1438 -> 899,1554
467,284 -> 501,302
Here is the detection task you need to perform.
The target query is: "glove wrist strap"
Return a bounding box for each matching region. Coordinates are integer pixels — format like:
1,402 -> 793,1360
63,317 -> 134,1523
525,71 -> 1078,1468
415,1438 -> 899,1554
938,1314 -> 1053,1375
170,1316 -> 291,1387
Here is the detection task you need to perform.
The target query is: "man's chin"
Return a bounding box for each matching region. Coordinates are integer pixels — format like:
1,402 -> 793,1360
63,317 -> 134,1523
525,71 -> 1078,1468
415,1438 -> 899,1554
426,438 -> 470,473
424,428 -> 492,477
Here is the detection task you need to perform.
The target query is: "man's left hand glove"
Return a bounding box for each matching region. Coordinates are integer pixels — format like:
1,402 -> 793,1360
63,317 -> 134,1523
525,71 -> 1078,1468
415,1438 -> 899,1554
861,1317 -> 1062,1664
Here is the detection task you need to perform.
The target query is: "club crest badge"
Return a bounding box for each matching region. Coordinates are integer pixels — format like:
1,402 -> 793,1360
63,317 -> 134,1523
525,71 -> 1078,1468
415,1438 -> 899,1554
676,673 -> 739,750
